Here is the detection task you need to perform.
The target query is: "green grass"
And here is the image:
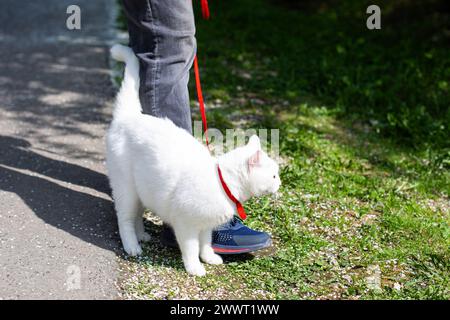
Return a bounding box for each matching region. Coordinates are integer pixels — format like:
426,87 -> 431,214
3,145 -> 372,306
118,0 -> 449,299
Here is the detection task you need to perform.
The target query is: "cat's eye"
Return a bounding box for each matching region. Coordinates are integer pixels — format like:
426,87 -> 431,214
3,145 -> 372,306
273,175 -> 276,179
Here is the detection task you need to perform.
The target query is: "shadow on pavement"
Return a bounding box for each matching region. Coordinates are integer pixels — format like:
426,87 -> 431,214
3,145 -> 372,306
0,135 -> 120,252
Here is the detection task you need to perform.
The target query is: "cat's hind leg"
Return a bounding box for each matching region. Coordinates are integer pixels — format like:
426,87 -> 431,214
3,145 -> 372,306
113,180 -> 143,256
200,229 -> 223,265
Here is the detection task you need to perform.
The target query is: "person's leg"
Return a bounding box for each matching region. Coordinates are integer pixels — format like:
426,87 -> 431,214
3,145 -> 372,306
122,0 -> 195,133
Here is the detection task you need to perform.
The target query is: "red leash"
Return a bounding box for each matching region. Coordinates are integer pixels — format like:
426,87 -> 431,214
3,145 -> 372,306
200,0 -> 210,19
194,1 -> 247,220
194,0 -> 210,147
193,55 -> 209,147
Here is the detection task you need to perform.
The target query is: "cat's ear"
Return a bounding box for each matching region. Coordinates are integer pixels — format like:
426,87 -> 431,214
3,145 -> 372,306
248,150 -> 262,171
247,135 -> 261,150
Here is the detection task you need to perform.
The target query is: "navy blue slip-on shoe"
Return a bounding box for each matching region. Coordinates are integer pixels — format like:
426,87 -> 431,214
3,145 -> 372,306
160,216 -> 272,255
211,216 -> 272,254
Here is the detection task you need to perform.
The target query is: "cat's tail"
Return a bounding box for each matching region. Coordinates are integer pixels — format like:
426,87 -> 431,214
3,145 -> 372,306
110,44 -> 142,119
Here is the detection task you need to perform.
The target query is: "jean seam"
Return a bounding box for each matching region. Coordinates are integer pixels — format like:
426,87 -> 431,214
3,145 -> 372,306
146,0 -> 160,117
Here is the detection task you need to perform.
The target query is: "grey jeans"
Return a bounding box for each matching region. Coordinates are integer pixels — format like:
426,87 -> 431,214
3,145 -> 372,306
122,0 -> 196,133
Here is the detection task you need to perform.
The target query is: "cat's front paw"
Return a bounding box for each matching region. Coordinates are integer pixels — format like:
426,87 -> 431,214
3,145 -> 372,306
185,262 -> 206,276
201,252 -> 223,265
123,243 -> 143,256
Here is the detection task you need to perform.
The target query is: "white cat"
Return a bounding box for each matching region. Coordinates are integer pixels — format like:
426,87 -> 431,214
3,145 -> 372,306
107,44 -> 281,276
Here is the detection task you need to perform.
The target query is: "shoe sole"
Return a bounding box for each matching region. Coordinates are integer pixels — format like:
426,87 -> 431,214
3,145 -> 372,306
212,238 -> 272,255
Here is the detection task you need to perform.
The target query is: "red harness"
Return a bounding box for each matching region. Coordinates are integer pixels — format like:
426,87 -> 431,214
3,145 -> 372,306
194,1 -> 247,220
217,166 -> 247,220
